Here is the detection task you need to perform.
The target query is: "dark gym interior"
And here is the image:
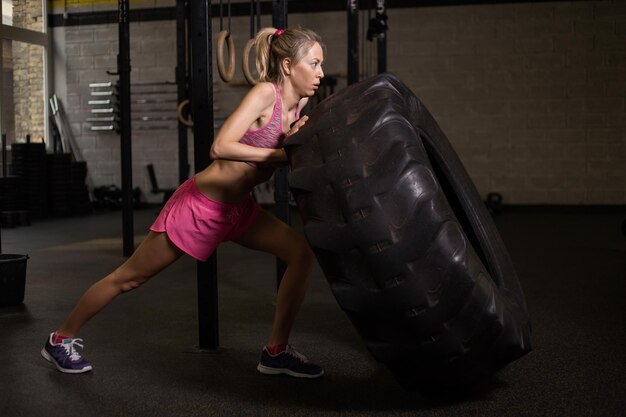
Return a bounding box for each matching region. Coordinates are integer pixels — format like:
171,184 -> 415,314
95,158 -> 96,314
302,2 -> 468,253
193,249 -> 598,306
2,205 -> 624,416
1,0 -> 625,416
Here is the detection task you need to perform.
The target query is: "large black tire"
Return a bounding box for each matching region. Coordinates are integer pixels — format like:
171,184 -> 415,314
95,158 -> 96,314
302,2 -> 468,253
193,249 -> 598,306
285,73 -> 531,391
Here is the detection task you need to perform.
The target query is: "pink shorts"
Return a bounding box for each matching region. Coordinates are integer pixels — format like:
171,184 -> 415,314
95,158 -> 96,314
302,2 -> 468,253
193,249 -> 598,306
150,176 -> 261,261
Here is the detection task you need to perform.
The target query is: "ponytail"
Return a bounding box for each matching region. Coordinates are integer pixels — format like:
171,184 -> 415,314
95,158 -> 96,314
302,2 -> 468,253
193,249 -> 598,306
254,28 -> 277,83
253,26 -> 324,84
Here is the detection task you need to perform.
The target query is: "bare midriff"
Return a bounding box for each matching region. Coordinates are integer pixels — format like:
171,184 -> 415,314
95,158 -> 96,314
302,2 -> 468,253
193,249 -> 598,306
194,159 -> 276,204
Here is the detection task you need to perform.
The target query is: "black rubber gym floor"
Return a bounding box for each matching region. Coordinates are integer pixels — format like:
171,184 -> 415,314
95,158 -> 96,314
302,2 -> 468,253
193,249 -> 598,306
1,205 -> 624,416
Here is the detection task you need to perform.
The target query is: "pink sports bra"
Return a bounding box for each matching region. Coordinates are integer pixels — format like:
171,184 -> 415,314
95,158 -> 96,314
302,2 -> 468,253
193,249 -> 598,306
239,83 -> 299,168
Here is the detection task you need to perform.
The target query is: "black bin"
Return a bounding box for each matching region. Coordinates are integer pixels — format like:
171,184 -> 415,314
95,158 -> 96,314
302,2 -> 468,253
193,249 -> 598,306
0,254 -> 28,306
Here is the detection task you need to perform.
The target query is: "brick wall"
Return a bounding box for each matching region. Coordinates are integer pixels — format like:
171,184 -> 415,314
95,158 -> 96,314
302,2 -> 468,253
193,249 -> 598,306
387,1 -> 626,204
55,19 -> 184,201
11,0 -> 45,143
51,0 -> 626,204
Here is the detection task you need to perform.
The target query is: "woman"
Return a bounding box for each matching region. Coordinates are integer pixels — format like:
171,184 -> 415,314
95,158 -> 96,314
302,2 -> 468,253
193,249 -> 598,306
41,26 -> 325,379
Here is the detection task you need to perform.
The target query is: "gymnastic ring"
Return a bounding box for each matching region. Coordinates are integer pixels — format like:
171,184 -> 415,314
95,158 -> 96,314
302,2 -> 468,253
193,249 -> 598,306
242,38 -> 258,86
216,30 -> 236,83
177,99 -> 193,127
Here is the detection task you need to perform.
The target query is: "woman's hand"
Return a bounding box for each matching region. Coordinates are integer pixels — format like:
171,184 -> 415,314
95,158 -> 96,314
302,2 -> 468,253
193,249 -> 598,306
287,115 -> 309,136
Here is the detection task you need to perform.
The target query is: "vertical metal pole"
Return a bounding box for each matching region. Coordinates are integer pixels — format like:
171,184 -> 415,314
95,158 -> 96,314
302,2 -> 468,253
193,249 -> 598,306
190,0 -> 218,350
272,0 -> 288,290
0,134 -> 3,253
376,0 -> 387,74
1,134 -> 4,252
272,0 -> 287,28
255,0 -> 261,33
361,4 -> 368,80
2,134 -> 6,178
176,0 -> 189,184
249,0 -> 255,39
0,28 -> 4,146
118,0 -> 134,257
347,0 -> 359,85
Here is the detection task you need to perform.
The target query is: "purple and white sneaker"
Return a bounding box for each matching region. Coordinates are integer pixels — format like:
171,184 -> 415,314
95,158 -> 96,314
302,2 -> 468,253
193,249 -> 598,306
41,333 -> 93,374
257,345 -> 323,378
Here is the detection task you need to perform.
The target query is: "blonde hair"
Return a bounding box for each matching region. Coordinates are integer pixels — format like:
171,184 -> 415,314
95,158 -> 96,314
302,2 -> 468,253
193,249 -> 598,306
254,26 -> 324,83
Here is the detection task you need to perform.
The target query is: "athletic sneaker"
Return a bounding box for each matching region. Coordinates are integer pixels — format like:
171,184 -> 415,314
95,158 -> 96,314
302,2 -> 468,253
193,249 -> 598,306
257,345 -> 324,378
41,333 -> 93,374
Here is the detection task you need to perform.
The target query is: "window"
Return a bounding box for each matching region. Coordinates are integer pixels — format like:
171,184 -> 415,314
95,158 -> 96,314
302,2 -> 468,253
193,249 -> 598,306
0,0 -> 48,147
2,40 -> 45,144
2,0 -> 44,32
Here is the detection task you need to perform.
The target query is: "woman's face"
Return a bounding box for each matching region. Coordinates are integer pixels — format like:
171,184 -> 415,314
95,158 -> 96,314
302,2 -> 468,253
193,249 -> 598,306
286,42 -> 324,97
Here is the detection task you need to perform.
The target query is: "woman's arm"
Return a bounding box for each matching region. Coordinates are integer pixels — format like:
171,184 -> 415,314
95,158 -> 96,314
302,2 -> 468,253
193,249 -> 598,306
210,82 -> 286,163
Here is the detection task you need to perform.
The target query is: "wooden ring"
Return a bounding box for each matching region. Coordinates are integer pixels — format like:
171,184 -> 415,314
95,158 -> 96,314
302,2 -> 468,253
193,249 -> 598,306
177,99 -> 193,127
242,38 -> 258,86
216,30 -> 236,82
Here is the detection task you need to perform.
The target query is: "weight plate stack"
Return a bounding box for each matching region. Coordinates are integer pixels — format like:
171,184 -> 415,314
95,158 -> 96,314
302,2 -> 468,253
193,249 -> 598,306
46,153 -> 72,216
10,143 -> 48,219
70,161 -> 92,215
0,176 -> 25,211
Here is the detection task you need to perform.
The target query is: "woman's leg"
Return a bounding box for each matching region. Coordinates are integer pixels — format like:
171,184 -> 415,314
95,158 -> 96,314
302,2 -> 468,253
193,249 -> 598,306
234,210 -> 315,346
57,231 -> 184,337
